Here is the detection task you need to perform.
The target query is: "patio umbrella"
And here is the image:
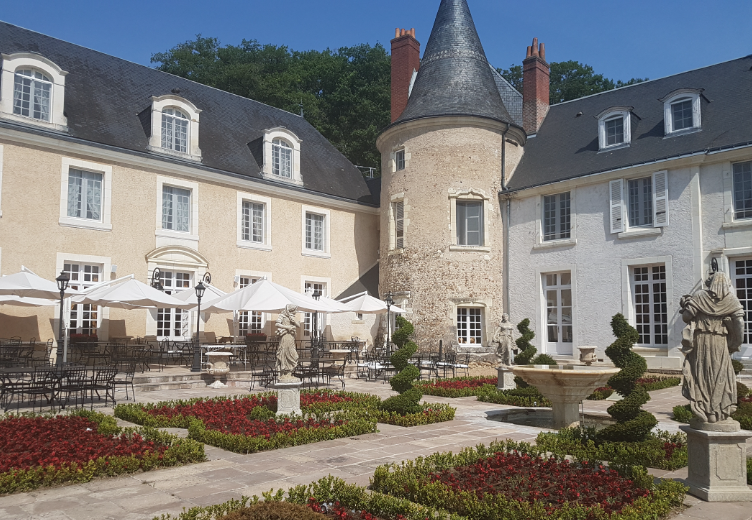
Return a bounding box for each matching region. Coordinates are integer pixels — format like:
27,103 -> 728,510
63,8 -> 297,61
205,278 -> 345,314
0,270 -> 80,300
0,295 -> 57,307
71,277 -> 193,309
339,292 -> 406,314
172,283 -> 226,306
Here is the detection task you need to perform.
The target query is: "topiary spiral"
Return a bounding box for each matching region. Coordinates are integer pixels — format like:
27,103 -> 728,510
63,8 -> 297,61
597,313 -> 657,442
513,319 -> 536,365
380,315 -> 423,415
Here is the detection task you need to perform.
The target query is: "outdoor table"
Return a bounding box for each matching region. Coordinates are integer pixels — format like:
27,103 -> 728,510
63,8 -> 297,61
201,344 -> 247,370
0,366 -> 66,410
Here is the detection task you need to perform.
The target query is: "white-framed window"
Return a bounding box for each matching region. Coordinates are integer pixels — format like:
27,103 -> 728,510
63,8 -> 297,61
59,158 -> 113,231
157,270 -> 192,339
449,188 -> 490,251
64,262 -> 102,336
161,108 -> 189,153
457,307 -> 482,345
147,95 -> 202,160
262,128 -> 302,184
661,89 -> 702,136
543,192 -> 571,241
395,149 -> 406,171
543,272 -> 573,355
162,186 -> 191,232
733,258 -> 752,347
272,139 -> 293,178
597,107 -> 632,150
236,192 -> 272,250
609,170 -> 669,234
301,205 -> 330,258
304,281 -> 327,337
733,161 -> 752,221
238,277 -> 263,335
242,201 -> 264,243
630,264 -> 668,346
393,200 -> 405,249
0,53 -> 68,131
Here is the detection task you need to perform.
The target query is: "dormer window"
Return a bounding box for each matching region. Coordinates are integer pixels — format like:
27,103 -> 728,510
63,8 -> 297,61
0,53 -> 68,131
14,69 -> 51,121
161,108 -> 189,153
272,138 -> 293,178
597,107 -> 632,151
660,89 -> 702,136
147,95 -> 202,161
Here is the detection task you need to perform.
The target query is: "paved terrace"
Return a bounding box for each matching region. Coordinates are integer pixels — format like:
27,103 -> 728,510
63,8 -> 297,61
0,377 -> 751,520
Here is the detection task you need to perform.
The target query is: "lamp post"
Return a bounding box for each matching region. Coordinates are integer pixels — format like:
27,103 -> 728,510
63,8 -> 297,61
55,271 -> 70,366
384,292 -> 394,354
151,268 -> 164,291
312,289 -> 321,355
191,280 -> 206,372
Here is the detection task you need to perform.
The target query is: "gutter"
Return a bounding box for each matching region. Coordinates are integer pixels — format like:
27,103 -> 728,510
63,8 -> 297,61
500,123 -> 511,315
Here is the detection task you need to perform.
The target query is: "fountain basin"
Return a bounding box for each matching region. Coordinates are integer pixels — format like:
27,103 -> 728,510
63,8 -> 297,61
511,365 -> 619,429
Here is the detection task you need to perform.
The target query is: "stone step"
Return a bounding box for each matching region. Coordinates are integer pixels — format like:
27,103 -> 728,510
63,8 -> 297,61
132,370 -> 253,392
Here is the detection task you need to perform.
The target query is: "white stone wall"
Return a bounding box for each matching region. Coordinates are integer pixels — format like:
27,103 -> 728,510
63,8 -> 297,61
507,150 -> 752,368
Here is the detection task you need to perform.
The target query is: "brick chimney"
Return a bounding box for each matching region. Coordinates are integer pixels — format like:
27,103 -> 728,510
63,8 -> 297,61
522,37 -> 550,135
391,28 -> 420,122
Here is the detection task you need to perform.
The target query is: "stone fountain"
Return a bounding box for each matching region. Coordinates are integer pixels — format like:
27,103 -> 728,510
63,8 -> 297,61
511,365 -> 619,429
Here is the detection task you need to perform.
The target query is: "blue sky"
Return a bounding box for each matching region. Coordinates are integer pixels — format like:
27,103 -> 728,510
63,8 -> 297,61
3,0 -> 751,82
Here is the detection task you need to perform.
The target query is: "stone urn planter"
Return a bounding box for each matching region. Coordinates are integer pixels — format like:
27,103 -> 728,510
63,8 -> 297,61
578,346 -> 597,366
205,350 -> 232,376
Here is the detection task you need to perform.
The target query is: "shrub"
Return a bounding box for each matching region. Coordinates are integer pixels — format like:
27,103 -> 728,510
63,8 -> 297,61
416,376 -> 497,398
219,501 -> 325,520
476,385 -> 552,407
374,403 -> 455,427
597,314 -> 657,442
530,353 -> 557,366
748,457 -> 752,485
513,318 -> 536,365
587,387 -> 614,400
732,359 -> 744,375
738,381 -> 750,399
673,401 -> 752,430
638,376 -> 681,392
380,316 -> 422,415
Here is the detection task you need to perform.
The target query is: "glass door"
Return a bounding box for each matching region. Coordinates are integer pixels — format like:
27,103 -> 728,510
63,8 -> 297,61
733,259 -> 752,358
157,271 -> 191,339
543,272 -> 573,356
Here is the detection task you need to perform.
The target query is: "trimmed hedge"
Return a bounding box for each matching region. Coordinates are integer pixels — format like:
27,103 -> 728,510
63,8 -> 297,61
370,439 -> 687,520
416,376 -> 497,398
640,377 -> 681,392
374,403 -> 455,427
732,359 -> 744,375
476,385 -> 552,407
672,402 -> 752,430
0,410 -> 205,495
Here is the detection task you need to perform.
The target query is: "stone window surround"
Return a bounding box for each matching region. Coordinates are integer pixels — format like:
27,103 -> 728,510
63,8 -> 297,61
620,255 -> 675,352
448,188 -> 491,252
155,176 -> 199,244
55,252 -> 112,341
0,52 -> 69,132
236,191 -> 272,251
235,269 -> 273,335
301,204 -> 331,258
389,145 -> 410,173
301,275 -> 332,332
722,160 -> 752,229
535,264 -> 578,359
147,95 -> 202,161
261,127 -> 303,186
596,107 -> 633,152
450,298 -> 492,347
388,192 -> 408,252
533,189 -> 577,249
660,89 -> 702,137
58,157 -> 113,232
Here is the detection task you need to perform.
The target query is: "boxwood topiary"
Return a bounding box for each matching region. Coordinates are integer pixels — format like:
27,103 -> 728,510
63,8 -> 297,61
530,353 -> 557,366
513,318 -> 536,365
380,316 -> 423,415
597,314 -> 658,442
732,359 -> 744,375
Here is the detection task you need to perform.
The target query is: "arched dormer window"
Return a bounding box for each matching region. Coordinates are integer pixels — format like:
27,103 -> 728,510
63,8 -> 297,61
0,53 -> 68,131
659,89 -> 702,136
596,107 -> 633,151
147,95 -> 202,161
272,138 -> 293,178
262,127 -> 302,185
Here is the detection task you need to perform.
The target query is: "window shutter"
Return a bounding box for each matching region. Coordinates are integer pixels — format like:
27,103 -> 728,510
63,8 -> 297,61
394,201 -> 404,249
653,170 -> 669,227
609,179 -> 625,234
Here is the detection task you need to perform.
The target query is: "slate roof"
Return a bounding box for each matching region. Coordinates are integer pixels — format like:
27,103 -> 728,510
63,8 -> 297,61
0,22 -> 376,206
393,0 -> 517,128
508,55 -> 752,192
490,65 -> 523,127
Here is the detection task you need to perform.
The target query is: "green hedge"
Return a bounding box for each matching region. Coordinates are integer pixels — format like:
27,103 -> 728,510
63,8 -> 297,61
476,385 -> 552,407
639,377 -> 681,392
416,376 -> 497,398
370,439 -> 686,520
374,403 -> 455,427
587,388 -> 615,400
672,402 -> 752,430
151,476 -> 463,520
0,410 -> 205,495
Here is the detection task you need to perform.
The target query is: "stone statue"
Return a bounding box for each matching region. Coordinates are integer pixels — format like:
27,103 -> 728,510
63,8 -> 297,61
492,313 -> 515,366
680,270 -> 745,425
275,304 -> 300,382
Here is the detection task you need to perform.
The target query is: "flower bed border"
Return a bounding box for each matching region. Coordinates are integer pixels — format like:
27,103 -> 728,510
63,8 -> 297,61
416,377 -> 497,398
374,403 -> 455,427
475,386 -> 551,407
0,410 -> 205,495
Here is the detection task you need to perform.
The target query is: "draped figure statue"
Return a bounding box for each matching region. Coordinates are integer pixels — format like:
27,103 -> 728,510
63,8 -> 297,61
492,313 -> 516,366
680,271 -> 745,424
275,304 -> 300,382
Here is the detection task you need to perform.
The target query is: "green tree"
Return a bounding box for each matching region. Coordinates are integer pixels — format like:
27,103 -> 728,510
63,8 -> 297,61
152,36 -> 391,169
498,61 -> 647,105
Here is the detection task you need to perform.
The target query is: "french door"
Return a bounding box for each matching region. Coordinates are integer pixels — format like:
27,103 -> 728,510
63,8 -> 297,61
64,263 -> 101,336
238,277 -> 262,335
733,258 -> 752,358
304,281 -> 326,337
157,271 -> 191,339
543,272 -> 573,355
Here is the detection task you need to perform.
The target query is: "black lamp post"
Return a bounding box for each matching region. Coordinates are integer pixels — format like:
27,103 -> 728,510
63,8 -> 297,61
55,271 -> 70,366
384,292 -> 394,353
311,289 -> 322,353
191,280 -> 206,372
151,268 -> 164,291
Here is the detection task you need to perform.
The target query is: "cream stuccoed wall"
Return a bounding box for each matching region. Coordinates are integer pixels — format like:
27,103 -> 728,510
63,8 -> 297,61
505,147 -> 752,368
377,117 -> 525,351
0,131 -> 379,345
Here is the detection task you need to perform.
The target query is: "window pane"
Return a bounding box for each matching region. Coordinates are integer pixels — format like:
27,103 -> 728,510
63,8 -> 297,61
272,139 -> 292,178
606,117 -> 624,146
162,186 -> 191,232
242,201 -> 264,243
456,307 -> 482,344
306,213 -> 325,251
733,161 -> 752,220
628,177 -> 653,228
671,99 -> 693,131
396,150 -> 405,171
631,264 -> 668,346
64,262 -> 101,335
13,71 -> 51,121
543,192 -> 571,241
733,259 -> 752,345
67,169 -> 103,220
157,271 -> 192,339
456,201 -> 483,246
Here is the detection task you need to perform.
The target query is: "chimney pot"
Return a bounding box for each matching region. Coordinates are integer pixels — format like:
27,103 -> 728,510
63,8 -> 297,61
526,46 -> 532,58
395,28 -> 400,38
539,42 -> 546,61
523,37 -> 550,135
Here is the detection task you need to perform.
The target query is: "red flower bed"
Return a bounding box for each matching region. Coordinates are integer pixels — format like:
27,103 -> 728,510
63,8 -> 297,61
307,498 -> 408,520
418,376 -> 497,397
0,416 -> 166,472
426,452 -> 650,516
300,391 -> 353,408
146,394 -> 276,421
427,377 -> 496,390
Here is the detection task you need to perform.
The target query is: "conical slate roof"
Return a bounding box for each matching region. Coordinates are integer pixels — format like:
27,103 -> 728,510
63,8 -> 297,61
394,0 -> 514,126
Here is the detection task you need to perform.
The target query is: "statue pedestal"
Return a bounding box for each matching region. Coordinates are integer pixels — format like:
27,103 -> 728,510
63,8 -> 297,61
497,366 -> 515,390
680,423 -> 752,502
272,379 -> 302,416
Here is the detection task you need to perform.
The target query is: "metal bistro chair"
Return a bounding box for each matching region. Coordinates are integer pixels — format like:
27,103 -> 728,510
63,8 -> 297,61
24,366 -> 61,412
112,360 -> 137,401
86,366 -> 118,409
59,365 -> 89,409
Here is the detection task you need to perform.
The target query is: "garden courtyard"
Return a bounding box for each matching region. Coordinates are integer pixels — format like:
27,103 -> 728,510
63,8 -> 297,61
0,372 -> 750,520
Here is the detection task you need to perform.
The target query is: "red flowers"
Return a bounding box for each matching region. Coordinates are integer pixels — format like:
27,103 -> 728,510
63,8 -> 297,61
0,416 -> 166,472
306,498 -> 409,519
426,377 -> 497,390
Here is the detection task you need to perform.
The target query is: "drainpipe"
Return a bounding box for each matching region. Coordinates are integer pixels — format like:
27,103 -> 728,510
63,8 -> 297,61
500,125 -> 511,315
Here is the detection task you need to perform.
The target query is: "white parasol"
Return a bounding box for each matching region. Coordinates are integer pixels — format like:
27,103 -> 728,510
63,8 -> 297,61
0,269 -> 80,300
205,278 -> 346,314
339,292 -> 406,314
71,277 -> 194,309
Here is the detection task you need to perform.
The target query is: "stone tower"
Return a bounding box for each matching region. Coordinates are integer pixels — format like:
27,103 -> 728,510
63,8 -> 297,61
377,0 -> 528,352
